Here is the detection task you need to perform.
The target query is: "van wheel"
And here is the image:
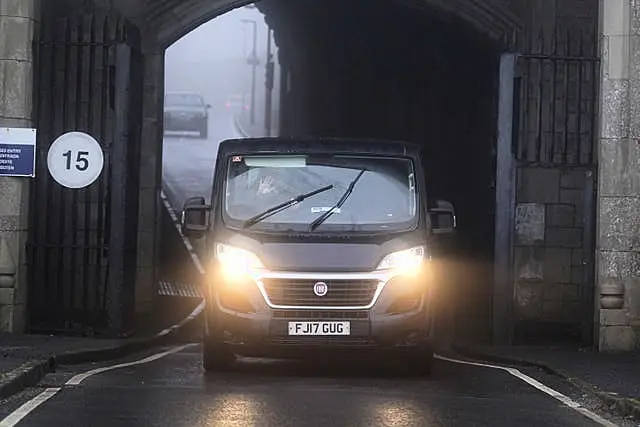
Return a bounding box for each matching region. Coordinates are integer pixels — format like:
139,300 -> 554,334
407,346 -> 434,377
202,337 -> 235,372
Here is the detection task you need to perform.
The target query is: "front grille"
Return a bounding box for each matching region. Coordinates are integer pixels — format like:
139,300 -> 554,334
261,279 -> 378,307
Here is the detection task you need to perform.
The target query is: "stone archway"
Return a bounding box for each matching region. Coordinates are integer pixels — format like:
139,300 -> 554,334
10,0 -> 620,350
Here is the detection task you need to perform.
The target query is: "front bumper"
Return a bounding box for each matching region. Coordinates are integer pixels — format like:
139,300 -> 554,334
204,269 -> 434,357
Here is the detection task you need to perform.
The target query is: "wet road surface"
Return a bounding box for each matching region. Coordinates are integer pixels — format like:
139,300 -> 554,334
0,343 -> 629,427
162,110 -> 241,209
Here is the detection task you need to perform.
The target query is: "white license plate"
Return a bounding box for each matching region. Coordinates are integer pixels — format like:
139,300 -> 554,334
288,321 -> 351,336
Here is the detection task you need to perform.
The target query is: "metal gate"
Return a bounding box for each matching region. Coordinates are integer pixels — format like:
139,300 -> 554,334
494,30 -> 600,346
27,8 -> 143,336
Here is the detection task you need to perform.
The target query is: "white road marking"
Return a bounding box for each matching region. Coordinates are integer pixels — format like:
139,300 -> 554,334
0,388 -> 61,427
156,293 -> 204,338
0,344 -> 196,427
159,190 -> 206,275
435,354 -> 619,427
65,343 -> 195,385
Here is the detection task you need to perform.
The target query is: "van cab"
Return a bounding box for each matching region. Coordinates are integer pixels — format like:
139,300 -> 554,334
181,137 -> 456,375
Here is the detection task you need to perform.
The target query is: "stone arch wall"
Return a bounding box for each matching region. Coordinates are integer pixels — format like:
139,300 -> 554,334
141,0 -> 521,52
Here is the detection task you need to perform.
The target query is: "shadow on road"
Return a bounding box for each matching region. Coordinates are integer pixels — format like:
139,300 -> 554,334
200,354 -> 442,383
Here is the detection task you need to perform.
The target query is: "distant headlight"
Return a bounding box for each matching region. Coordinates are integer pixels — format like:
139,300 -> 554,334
215,243 -> 264,280
376,246 -> 426,274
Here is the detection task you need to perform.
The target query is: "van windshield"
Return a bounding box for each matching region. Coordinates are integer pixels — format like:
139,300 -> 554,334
222,154 -> 418,232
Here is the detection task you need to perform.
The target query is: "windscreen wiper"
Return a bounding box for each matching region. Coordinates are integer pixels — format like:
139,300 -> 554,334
242,185 -> 334,229
309,169 -> 366,231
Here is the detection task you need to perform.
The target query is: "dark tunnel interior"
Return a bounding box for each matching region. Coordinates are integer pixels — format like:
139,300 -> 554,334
265,0 -> 501,253
255,0 -> 503,341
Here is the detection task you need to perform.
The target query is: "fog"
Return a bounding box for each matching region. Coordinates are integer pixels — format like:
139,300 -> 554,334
165,4 -> 280,116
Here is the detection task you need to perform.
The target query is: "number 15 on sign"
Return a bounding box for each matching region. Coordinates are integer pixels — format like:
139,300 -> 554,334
62,150 -> 89,171
47,132 -> 104,189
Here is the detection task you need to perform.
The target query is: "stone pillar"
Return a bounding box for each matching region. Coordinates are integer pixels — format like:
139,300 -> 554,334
135,50 -> 165,316
0,0 -> 38,332
596,0 -> 640,351
0,237 -> 16,330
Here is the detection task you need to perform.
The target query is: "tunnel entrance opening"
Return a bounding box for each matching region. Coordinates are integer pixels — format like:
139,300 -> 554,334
157,0 -> 507,345
158,4 -> 280,291
160,4 -> 279,212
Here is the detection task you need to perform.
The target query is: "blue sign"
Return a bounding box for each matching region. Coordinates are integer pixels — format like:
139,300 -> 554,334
0,128 -> 37,177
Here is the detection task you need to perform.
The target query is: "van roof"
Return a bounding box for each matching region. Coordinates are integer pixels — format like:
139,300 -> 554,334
218,137 -> 421,158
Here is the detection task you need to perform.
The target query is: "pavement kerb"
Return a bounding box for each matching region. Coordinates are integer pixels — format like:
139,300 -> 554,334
0,300 -> 204,400
452,344 -> 640,421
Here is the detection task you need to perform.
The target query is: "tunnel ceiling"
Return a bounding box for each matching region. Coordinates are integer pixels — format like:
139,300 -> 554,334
141,0 -> 521,49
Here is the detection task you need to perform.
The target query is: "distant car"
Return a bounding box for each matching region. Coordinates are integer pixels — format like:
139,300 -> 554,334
225,94 -> 249,113
164,92 -> 211,138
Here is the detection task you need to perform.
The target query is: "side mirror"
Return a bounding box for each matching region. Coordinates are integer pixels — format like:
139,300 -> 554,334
429,199 -> 456,235
181,197 -> 212,239
205,104 -> 212,109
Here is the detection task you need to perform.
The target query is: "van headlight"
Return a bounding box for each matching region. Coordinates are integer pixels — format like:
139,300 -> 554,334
376,246 -> 426,274
215,243 -> 264,280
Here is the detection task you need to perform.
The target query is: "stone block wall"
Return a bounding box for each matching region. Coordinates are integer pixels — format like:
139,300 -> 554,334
509,0 -> 599,341
514,168 -> 592,328
596,0 -> 640,351
511,0 -> 640,351
0,0 -> 38,332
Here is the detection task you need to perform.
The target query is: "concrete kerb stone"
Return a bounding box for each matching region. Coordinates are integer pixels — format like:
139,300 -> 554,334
0,299 -> 204,400
0,358 -> 54,400
452,344 -> 640,421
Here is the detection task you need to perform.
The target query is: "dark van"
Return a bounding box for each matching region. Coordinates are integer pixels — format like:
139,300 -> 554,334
181,137 -> 456,375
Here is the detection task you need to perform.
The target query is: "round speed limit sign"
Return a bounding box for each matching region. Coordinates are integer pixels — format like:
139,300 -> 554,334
47,132 -> 104,189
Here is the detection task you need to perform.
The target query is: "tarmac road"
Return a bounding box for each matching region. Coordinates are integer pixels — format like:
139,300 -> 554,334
0,343 -> 630,427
